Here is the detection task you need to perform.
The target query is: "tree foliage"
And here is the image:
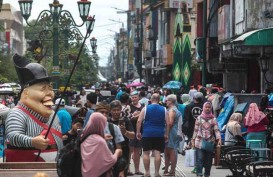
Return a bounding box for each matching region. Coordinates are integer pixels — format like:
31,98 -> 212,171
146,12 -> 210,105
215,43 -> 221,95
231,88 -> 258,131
0,54 -> 18,83
23,20 -> 98,89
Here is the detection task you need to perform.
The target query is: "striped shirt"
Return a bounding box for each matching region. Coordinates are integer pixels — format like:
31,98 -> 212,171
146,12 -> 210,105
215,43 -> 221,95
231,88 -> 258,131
5,102 -> 63,150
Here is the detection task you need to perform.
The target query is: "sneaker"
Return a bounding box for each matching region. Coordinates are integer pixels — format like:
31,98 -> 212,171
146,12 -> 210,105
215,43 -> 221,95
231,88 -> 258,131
191,167 -> 197,174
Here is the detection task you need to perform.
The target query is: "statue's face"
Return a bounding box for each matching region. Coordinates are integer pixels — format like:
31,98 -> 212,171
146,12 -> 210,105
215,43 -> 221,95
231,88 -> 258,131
21,82 -> 54,118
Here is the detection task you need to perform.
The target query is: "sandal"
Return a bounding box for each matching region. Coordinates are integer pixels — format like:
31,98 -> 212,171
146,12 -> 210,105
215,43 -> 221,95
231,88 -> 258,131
135,171 -> 144,175
163,172 -> 175,176
127,172 -> 134,176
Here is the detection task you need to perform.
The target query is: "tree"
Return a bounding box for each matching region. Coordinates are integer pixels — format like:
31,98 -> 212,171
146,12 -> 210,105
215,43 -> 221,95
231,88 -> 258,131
0,54 -> 18,83
23,21 -> 98,89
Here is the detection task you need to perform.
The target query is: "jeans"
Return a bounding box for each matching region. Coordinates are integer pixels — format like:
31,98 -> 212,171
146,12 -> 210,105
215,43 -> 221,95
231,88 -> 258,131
196,148 -> 213,177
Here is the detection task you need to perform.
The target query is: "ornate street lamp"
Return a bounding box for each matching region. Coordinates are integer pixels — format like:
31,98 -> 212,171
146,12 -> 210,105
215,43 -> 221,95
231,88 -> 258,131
90,37 -> 97,53
77,0 -> 91,21
18,0 -> 32,20
18,0 -> 94,89
86,16 -> 95,35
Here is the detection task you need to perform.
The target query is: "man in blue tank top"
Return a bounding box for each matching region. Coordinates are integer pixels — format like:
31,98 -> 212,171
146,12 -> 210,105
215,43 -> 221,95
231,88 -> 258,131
136,93 -> 168,177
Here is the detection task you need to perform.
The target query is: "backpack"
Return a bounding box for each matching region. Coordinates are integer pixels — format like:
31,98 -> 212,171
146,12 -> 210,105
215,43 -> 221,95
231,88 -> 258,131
107,122 -> 128,174
106,122 -> 116,153
57,133 -> 89,177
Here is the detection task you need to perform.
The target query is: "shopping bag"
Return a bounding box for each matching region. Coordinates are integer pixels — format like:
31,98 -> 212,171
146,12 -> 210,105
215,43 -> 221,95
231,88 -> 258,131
185,149 -> 196,167
177,138 -> 185,154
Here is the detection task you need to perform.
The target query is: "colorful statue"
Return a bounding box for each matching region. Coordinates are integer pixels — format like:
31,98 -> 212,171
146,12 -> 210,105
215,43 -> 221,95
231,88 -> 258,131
5,54 -> 63,162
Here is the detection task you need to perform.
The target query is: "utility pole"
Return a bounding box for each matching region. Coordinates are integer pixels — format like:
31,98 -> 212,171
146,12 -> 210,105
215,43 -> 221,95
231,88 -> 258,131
112,7 -> 132,79
116,33 -> 121,79
122,28 -> 125,80
139,0 -> 143,83
202,0 -> 207,86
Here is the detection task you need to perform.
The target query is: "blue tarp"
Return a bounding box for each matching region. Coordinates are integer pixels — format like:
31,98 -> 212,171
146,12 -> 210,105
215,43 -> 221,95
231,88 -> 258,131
234,102 -> 249,114
220,92 -> 232,108
217,95 -> 234,130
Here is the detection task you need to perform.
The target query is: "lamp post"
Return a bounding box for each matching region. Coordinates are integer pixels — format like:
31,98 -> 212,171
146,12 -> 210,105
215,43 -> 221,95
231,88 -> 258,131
18,0 -> 94,89
90,37 -> 97,54
90,37 -> 99,71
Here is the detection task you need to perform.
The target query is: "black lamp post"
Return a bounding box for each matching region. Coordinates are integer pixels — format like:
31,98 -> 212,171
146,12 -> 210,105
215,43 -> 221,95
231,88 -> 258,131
18,0 -> 94,89
90,37 -> 97,54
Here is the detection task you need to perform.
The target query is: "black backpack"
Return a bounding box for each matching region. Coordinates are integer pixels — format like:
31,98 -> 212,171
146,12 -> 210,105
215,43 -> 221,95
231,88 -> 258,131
57,133 -> 89,177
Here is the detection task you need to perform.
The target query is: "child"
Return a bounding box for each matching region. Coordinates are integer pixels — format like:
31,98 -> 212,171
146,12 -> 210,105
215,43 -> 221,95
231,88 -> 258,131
62,118 -> 84,146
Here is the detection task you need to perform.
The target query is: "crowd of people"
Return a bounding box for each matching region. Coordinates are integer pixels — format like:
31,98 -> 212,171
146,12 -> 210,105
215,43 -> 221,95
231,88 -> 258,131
4,55 -> 273,177
51,83 -> 225,177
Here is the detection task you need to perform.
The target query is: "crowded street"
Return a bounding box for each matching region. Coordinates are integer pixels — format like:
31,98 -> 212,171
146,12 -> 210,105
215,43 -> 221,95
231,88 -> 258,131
1,0 -> 273,177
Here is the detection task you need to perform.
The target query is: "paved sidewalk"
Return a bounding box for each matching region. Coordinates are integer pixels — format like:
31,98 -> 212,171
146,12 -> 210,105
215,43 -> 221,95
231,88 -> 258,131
131,153 -> 232,177
175,153 -> 232,177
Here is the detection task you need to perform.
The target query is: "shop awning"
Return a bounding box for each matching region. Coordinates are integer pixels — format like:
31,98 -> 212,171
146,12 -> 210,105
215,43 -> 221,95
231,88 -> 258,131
232,27 -> 273,46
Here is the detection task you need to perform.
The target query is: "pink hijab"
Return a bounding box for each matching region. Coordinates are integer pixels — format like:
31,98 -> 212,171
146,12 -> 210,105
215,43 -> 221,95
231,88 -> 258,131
244,103 -> 266,127
81,112 -> 117,177
200,102 -> 214,119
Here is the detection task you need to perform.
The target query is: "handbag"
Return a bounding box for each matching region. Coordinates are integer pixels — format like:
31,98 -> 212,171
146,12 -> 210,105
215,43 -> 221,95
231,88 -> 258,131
199,117 -> 215,152
201,139 -> 214,152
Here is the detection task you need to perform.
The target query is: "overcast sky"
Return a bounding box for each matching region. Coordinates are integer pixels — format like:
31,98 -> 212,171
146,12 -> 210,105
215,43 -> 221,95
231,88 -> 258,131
4,0 -> 128,67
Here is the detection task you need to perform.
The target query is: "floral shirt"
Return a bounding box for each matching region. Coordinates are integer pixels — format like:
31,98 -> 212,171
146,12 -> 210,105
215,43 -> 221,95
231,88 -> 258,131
192,116 -> 221,149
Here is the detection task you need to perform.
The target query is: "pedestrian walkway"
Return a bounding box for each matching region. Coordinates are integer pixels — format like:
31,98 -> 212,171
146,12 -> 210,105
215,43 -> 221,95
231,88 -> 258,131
132,153 -> 232,177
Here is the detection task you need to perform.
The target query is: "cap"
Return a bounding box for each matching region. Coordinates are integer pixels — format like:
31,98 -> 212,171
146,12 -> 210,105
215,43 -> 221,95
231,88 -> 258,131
13,54 -> 51,88
130,91 -> 138,96
55,98 -> 66,105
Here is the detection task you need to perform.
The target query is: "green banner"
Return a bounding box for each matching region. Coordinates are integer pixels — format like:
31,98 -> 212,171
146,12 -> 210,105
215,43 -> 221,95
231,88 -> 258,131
172,38 -> 182,81
172,8 -> 192,92
181,34 -> 192,91
172,12 -> 183,83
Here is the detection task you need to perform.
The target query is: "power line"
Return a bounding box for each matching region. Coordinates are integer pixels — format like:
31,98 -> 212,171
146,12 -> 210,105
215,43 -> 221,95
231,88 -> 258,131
95,21 -> 126,28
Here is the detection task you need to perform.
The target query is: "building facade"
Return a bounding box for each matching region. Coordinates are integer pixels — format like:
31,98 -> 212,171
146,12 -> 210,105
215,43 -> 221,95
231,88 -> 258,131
0,4 -> 25,56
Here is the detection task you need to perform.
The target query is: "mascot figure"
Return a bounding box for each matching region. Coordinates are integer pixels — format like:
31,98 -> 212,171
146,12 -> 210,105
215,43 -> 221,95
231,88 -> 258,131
5,54 -> 63,162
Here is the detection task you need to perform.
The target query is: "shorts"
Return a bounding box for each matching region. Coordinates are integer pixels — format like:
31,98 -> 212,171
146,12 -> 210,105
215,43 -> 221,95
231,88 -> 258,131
129,136 -> 142,148
142,137 -> 165,153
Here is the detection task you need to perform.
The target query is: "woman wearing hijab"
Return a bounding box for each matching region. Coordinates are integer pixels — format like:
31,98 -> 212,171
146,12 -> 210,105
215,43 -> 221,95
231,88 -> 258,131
192,102 -> 221,177
224,113 -> 244,146
81,112 -> 122,177
244,103 -> 269,149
